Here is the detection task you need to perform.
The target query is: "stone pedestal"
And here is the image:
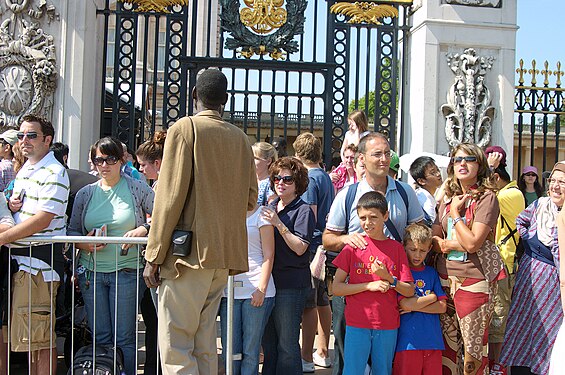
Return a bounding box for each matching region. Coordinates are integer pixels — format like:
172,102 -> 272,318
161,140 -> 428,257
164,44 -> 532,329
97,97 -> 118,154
401,0 -> 517,167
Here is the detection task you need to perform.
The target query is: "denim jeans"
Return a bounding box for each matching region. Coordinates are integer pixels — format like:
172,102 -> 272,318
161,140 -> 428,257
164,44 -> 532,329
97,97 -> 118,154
219,296 -> 274,375
78,268 -> 145,375
343,326 -> 397,375
261,287 -> 308,375
332,295 -> 346,375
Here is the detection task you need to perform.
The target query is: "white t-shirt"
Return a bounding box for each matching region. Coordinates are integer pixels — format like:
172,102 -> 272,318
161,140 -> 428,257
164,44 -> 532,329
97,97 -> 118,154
415,187 -> 437,224
223,208 -> 276,299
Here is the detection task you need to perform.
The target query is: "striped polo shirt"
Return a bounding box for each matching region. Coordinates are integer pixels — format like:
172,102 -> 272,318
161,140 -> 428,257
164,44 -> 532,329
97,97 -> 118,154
11,151 -> 69,246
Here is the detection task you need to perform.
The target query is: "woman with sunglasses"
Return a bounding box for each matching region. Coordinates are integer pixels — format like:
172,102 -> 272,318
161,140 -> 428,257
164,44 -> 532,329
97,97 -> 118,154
432,143 -> 503,375
260,157 -> 315,375
518,166 -> 545,206
500,162 -> 565,375
68,136 -> 154,375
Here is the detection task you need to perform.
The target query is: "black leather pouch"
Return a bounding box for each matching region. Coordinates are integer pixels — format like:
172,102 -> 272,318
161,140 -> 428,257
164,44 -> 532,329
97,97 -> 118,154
172,230 -> 193,257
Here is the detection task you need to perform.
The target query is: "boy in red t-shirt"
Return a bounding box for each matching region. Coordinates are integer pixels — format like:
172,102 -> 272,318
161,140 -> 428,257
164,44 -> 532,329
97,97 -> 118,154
333,191 -> 415,375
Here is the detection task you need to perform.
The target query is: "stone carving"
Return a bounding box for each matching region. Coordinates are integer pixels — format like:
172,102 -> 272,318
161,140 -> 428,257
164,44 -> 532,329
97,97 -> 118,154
441,48 -> 495,148
443,0 -> 501,8
0,0 -> 58,127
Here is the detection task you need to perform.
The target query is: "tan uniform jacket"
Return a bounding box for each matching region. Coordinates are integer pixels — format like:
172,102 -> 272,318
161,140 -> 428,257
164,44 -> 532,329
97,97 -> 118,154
145,110 -> 258,278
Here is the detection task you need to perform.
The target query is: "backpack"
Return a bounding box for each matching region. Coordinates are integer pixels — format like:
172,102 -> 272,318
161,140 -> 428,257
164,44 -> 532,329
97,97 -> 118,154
325,180 -> 410,274
68,344 -> 125,375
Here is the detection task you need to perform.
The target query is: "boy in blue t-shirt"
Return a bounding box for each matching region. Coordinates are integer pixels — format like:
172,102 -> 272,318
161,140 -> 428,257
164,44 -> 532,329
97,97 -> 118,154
393,223 -> 447,375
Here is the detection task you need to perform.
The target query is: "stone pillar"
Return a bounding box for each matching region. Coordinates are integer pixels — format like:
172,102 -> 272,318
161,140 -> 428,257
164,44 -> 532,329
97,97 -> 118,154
54,0 -> 104,170
401,0 -> 517,166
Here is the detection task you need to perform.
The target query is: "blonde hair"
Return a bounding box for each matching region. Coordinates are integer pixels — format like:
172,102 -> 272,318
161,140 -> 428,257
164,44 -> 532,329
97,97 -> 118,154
252,142 -> 277,164
12,142 -> 26,173
403,223 -> 433,246
348,110 -> 369,133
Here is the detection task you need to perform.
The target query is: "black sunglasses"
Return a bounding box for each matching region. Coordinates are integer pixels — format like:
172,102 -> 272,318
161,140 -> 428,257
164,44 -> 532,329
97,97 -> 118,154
524,173 -> 537,177
273,175 -> 294,184
92,156 -> 120,166
452,156 -> 478,164
16,132 -> 43,140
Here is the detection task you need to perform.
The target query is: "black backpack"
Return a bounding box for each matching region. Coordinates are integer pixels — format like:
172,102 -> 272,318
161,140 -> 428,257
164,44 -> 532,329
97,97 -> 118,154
68,344 -> 125,375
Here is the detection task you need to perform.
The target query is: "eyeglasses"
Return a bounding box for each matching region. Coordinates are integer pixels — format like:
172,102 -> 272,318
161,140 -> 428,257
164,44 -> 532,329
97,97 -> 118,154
367,151 -> 392,160
452,156 -> 478,164
425,169 -> 442,178
92,156 -> 120,166
273,175 -> 294,184
548,178 -> 565,188
16,132 -> 43,140
524,173 -> 537,177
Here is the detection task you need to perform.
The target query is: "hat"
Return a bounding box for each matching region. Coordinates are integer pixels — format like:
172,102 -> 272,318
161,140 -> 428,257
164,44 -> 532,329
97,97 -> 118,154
550,162 -> 565,177
389,150 -> 400,173
0,129 -> 18,146
522,166 -> 538,176
485,145 -> 507,167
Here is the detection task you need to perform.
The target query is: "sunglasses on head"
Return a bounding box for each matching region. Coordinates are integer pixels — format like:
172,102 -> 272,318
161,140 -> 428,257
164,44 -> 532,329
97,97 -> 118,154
273,175 -> 294,184
92,156 -> 120,166
452,156 -> 477,164
16,132 -> 43,140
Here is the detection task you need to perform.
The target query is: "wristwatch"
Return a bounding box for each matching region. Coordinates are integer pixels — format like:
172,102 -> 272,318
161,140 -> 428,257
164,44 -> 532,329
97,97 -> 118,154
453,216 -> 464,226
390,276 -> 398,288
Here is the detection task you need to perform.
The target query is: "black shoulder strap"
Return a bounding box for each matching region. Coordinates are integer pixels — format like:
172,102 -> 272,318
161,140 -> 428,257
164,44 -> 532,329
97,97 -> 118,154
344,182 -> 359,233
384,180 -> 409,242
499,215 -> 518,247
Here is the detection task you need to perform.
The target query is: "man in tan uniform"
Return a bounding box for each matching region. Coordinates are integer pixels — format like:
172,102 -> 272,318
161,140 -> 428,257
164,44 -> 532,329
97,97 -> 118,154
144,69 -> 257,374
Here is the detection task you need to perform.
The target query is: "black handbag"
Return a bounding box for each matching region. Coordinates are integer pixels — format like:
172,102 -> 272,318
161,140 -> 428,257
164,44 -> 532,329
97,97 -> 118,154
171,230 -> 193,257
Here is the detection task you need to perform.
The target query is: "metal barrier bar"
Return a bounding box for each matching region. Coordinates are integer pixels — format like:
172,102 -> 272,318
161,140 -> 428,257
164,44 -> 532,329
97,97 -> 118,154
3,235 -> 239,375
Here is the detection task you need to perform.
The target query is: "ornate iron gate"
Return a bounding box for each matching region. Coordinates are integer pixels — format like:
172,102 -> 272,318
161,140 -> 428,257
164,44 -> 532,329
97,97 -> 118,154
514,59 -> 564,178
98,0 -> 411,166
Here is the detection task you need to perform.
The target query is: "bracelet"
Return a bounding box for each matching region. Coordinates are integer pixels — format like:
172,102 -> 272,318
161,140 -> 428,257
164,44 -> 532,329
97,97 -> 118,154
278,225 -> 289,235
453,216 -> 464,226
256,288 -> 265,294
142,223 -> 150,233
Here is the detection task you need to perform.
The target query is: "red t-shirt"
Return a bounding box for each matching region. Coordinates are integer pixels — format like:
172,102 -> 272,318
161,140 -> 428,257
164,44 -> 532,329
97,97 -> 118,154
333,236 -> 413,330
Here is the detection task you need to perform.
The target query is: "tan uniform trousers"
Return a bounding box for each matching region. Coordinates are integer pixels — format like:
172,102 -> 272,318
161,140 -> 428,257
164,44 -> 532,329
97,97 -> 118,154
158,268 -> 229,375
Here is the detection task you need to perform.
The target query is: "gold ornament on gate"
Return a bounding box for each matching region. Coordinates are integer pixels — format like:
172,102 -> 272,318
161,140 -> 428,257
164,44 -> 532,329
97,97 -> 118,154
118,0 -> 189,13
240,0 -> 288,34
330,2 -> 398,25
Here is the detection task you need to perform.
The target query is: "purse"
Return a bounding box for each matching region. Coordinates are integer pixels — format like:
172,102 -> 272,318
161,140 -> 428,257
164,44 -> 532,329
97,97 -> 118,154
310,246 -> 327,280
172,230 -> 193,257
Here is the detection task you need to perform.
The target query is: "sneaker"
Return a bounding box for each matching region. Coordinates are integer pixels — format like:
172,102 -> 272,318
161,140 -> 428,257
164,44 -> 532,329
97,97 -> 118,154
302,359 -> 315,373
312,351 -> 332,368
490,363 -> 507,375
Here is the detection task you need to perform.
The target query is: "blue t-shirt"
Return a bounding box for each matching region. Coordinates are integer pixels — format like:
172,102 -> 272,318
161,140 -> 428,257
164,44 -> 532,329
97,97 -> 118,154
326,176 -> 424,239
396,265 -> 446,352
301,168 -> 335,248
257,177 -> 274,206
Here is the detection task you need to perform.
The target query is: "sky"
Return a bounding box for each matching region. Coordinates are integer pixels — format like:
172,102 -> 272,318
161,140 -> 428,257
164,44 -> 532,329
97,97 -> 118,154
516,0 -> 565,80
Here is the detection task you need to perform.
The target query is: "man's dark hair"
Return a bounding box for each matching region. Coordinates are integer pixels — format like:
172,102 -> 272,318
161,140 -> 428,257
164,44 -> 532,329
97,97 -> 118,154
20,114 -> 55,144
50,142 -> 69,168
494,165 -> 511,182
410,156 -> 436,187
357,191 -> 388,215
357,132 -> 388,154
195,69 -> 228,107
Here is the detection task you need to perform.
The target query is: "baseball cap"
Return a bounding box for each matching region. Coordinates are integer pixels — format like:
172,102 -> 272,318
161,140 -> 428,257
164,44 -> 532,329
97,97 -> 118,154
389,150 -> 400,173
522,166 -> 538,176
0,129 -> 18,146
485,145 -> 507,167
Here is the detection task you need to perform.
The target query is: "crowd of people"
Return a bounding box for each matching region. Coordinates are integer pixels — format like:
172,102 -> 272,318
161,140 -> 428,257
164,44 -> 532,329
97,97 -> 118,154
0,69 -> 561,375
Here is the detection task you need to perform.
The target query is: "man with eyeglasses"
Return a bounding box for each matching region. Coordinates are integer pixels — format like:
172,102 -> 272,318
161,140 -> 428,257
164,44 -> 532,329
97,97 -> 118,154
0,114 -> 69,375
0,128 -> 18,192
322,132 -> 424,375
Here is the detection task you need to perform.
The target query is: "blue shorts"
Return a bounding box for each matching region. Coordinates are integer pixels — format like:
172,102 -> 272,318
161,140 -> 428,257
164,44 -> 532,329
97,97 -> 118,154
343,326 -> 397,375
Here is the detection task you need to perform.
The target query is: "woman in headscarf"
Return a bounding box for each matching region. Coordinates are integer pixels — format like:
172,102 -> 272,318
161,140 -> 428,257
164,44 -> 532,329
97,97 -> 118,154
500,162 -> 565,375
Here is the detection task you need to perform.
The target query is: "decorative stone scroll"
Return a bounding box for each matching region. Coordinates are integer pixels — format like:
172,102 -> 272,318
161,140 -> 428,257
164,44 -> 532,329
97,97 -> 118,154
443,0 -> 501,8
0,0 -> 58,127
441,48 -> 496,148
118,0 -> 189,13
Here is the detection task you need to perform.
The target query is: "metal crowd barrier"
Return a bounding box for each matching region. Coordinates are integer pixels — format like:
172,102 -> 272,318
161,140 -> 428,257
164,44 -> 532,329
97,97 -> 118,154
4,236 -> 238,375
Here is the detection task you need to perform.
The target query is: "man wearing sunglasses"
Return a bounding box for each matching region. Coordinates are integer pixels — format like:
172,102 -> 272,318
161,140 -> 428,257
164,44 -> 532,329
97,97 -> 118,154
144,69 -> 257,374
0,114 -> 69,375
